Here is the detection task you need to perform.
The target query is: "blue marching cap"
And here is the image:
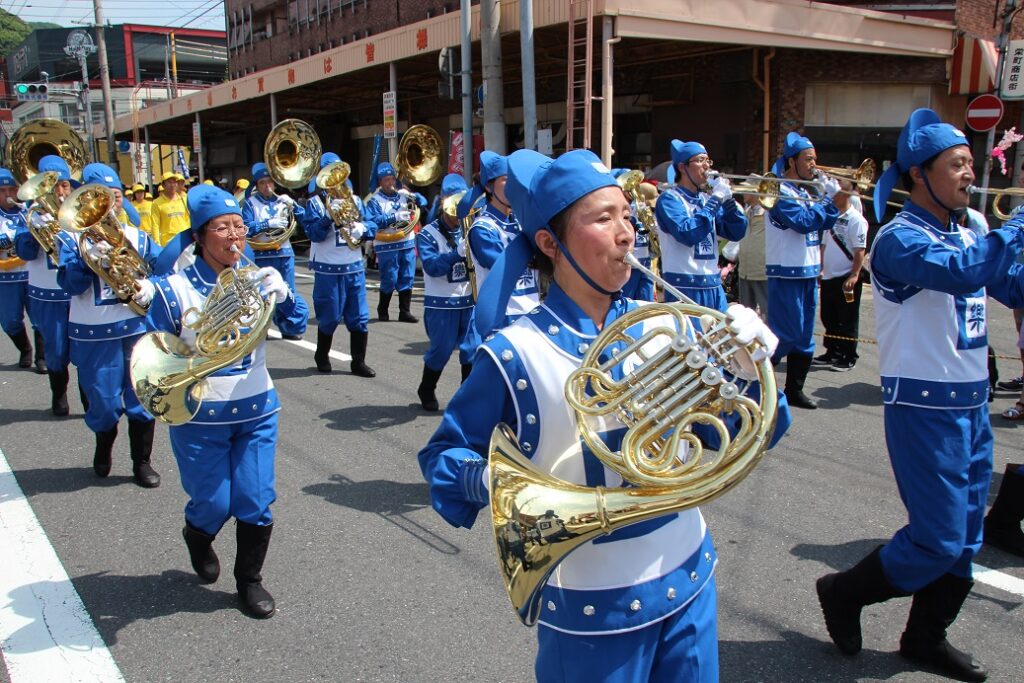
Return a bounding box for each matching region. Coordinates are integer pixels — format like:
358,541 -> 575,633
670,140 -> 708,169
377,162 -> 396,179
479,151 -> 509,186
456,185 -> 483,221
0,168 -> 16,187
38,155 -> 73,182
188,185 -> 242,233
251,162 -> 270,182
441,173 -> 468,197
82,163 -> 122,191
872,108 -> 968,222
320,152 -> 341,168
772,131 -> 815,175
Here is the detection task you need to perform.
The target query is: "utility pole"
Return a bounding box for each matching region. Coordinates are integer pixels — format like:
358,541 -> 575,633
983,0 -> 1021,212
460,0 -> 473,183
64,29 -> 97,160
480,0 -> 505,154
93,0 -> 119,172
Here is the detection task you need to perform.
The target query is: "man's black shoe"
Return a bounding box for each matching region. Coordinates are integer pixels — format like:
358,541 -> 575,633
832,358 -> 856,372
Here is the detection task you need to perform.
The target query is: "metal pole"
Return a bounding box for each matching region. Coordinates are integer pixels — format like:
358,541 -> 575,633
388,63 -> 398,162
79,55 -> 96,160
195,113 -> 204,183
93,0 -> 118,171
600,17 -> 619,167
143,125 -> 151,190
520,0 -> 536,151
461,0 -> 473,183
981,0 -> 1020,214
480,0 -> 505,154
171,32 -> 179,97
269,93 -> 278,126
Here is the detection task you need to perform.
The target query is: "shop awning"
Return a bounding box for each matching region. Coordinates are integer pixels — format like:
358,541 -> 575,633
949,32 -> 998,96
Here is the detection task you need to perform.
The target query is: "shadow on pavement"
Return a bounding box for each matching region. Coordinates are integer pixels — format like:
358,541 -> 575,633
810,381 -> 882,410
319,403 -> 418,431
789,538 -> 890,572
10,466 -> 135,495
397,340 -> 429,357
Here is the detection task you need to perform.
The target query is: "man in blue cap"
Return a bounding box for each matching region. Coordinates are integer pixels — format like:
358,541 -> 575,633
58,162 -> 164,488
467,150 -> 539,334
815,109 -> 1024,682
765,131 -> 841,409
0,166 -> 41,373
654,140 -> 747,311
414,173 -> 476,411
242,161 -> 306,340
364,162 -> 427,322
300,152 -> 377,377
147,184 -> 307,619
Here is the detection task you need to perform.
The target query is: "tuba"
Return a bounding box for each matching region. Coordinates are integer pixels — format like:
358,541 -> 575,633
253,119 -> 321,251
617,170 -> 662,271
130,247 -> 277,425
448,189 -> 486,301
489,254 -> 778,626
17,171 -> 65,265
7,119 -> 87,184
315,161 -> 364,249
376,125 -> 444,244
58,184 -> 152,316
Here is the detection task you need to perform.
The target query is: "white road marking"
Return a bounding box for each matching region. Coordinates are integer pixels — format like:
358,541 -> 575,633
0,447 -> 125,683
267,329 -> 352,361
973,562 -> 1024,597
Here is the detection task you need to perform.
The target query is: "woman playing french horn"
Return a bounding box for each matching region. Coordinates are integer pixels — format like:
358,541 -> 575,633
418,149 -> 791,682
145,185 -> 307,619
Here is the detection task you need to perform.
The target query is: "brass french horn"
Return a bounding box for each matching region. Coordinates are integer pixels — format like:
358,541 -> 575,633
315,161 -> 364,249
254,119 -> 321,251
375,125 -> 444,244
489,254 -> 777,626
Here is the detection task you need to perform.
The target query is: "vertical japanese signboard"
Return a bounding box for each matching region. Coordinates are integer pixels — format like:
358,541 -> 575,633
1001,40 -> 1024,100
383,91 -> 397,139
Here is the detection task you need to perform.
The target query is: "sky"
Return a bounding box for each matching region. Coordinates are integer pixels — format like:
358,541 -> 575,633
2,0 -> 226,32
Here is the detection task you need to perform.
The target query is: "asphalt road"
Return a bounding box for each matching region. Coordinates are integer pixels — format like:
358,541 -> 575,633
1,263 -> 1021,683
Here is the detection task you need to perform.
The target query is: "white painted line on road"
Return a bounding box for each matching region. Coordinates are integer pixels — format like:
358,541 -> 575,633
973,562 -> 1024,597
267,329 -> 352,361
0,447 -> 125,683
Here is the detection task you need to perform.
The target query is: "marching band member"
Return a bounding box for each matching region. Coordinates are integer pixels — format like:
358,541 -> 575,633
419,149 -> 788,682
0,167 -> 39,371
365,161 -> 427,323
654,140 -> 747,311
613,169 -> 656,301
147,185 -> 308,619
414,173 -> 477,411
765,132 -> 841,409
301,152 -> 377,377
242,162 -> 307,340
816,109 -> 1024,682
57,163 -> 163,488
14,156 -> 76,414
467,151 -> 540,335
150,171 -> 190,246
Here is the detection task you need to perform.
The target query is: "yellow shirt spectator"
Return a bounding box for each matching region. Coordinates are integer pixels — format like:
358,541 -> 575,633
131,198 -> 154,236
150,172 -> 190,245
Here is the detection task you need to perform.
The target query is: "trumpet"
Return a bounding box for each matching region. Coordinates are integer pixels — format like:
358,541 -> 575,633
316,161 -> 364,249
983,185 -> 1024,221
448,189 -> 486,301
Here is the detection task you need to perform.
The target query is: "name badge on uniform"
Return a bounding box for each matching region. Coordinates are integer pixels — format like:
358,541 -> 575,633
956,294 -> 988,350
450,261 -> 468,283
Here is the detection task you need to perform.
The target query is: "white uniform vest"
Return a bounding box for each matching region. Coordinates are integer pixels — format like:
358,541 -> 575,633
419,221 -> 472,309
657,187 -> 720,287
368,189 -> 415,251
307,195 -> 364,273
0,210 -> 27,282
68,225 -> 147,341
472,207 -> 539,317
245,193 -> 293,254
765,183 -> 821,278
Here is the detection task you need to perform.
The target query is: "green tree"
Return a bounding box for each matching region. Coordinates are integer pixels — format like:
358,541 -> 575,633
0,10 -> 32,58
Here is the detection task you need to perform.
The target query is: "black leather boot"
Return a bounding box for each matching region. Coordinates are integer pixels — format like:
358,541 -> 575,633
128,419 -> 160,488
461,363 -> 473,383
8,327 -> 31,368
785,352 -> 817,409
32,329 -> 46,374
397,289 -> 418,323
93,425 -> 118,477
816,546 -> 908,655
349,331 -> 376,378
899,574 -> 987,682
377,291 -> 393,321
48,369 -> 69,416
417,365 -> 443,411
182,521 -> 220,583
235,521 -> 275,619
984,464 -> 1024,557
314,330 -> 333,373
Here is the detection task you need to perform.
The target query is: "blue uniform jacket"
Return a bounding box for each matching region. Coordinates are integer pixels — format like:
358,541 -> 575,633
655,187 -> 747,246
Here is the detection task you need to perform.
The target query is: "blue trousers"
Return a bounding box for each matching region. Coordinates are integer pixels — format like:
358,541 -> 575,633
767,277 -> 817,360
169,412 -> 278,536
0,281 -> 29,335
252,252 -> 296,290
423,307 -> 478,371
377,248 -> 416,294
879,404 -> 992,593
312,270 -> 369,335
536,576 -> 718,683
623,268 -> 655,301
71,335 -> 151,433
665,285 -> 728,312
27,298 -> 70,370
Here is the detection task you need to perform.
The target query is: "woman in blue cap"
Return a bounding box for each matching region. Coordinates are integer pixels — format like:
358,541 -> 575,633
301,152 -> 377,377
765,131 -> 841,409
242,161 -> 307,340
147,184 -> 307,619
815,109 -> 1024,682
419,149 -> 787,682
365,162 -> 428,322
57,162 -> 164,488
0,166 -> 42,372
654,140 -> 747,311
414,172 -> 477,411
466,150 -> 540,335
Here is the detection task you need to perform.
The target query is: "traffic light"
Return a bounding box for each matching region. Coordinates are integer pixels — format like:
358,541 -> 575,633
14,83 -> 48,102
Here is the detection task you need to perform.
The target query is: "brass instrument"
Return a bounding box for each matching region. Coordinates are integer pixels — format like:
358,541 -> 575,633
986,186 -> 1024,221
130,246 -> 277,425
6,119 -> 87,184
18,171 -> 65,265
58,184 -> 152,316
704,171 -> 784,209
815,159 -> 876,194
315,161 -> 364,249
376,125 -> 444,244
448,189 -> 486,301
490,253 -> 777,625
254,119 -> 321,251
617,170 -> 662,269
0,201 -> 26,271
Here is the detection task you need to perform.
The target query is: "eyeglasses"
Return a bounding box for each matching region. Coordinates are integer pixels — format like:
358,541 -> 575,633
689,157 -> 714,168
210,225 -> 247,237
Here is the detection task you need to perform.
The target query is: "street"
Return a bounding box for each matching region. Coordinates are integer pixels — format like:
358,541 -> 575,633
1,262 -> 1022,683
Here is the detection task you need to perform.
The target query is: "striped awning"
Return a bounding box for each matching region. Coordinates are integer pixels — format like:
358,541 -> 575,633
950,32 -> 998,95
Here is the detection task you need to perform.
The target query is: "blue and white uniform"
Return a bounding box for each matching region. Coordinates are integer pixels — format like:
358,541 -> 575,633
622,213 -> 655,301
14,217 -> 73,369
147,257 -> 308,533
0,205 -> 30,337
469,204 -> 540,331
365,187 -> 419,294
655,186 -> 747,310
417,216 -> 477,370
242,191 -> 304,291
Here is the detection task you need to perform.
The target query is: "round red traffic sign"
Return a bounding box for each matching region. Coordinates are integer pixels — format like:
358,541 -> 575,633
965,94 -> 1004,132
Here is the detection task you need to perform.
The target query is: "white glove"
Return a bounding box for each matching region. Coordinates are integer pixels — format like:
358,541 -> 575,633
394,209 -> 413,223
266,216 -> 288,231
725,303 -> 779,380
29,211 -> 54,229
256,266 -> 289,302
86,240 -> 113,267
822,176 -> 841,199
721,240 -> 740,263
0,234 -> 12,250
710,175 -> 732,202
329,198 -> 346,213
132,278 -> 155,307
277,194 -> 295,207
349,222 -> 367,241
457,239 -> 468,258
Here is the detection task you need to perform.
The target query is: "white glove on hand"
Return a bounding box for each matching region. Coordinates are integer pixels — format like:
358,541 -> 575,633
29,211 -> 54,229
0,234 -> 12,250
349,222 -> 367,241
277,194 -> 295,207
457,239 -> 468,258
266,216 -> 288,231
725,303 -> 779,380
822,177 -> 841,199
710,175 -> 732,201
256,266 -> 289,302
86,240 -> 113,268
394,209 -> 413,223
132,278 -> 155,307
329,198 -> 345,213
